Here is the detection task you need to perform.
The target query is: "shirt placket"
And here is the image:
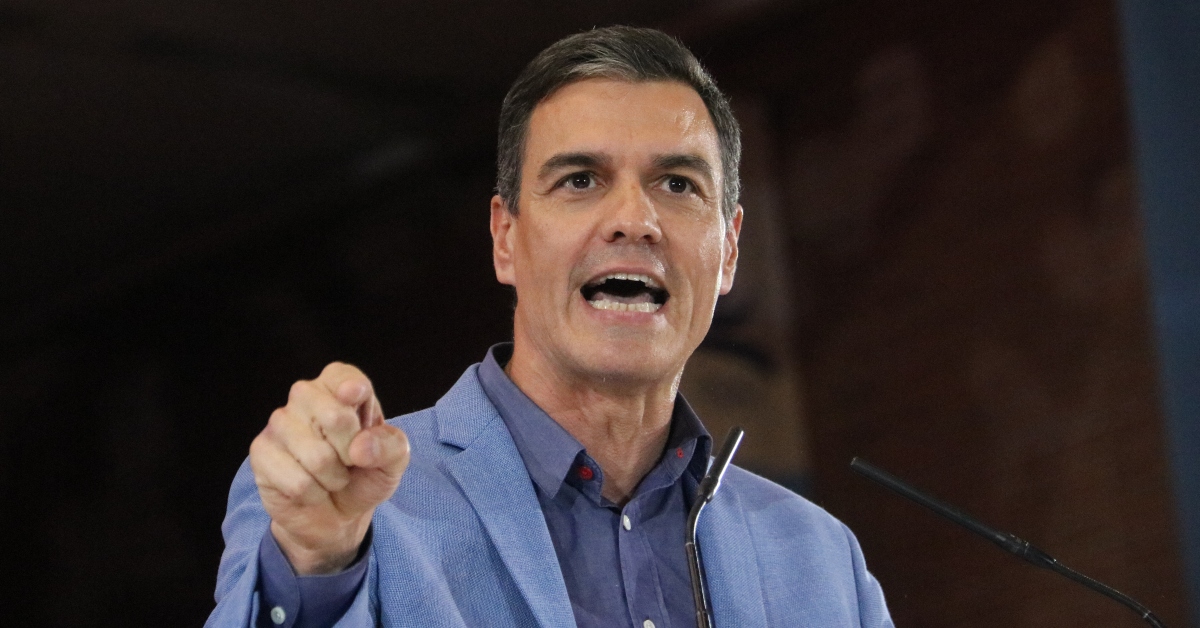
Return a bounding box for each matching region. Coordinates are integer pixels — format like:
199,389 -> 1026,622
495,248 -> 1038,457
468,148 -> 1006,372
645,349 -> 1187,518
617,488 -> 674,628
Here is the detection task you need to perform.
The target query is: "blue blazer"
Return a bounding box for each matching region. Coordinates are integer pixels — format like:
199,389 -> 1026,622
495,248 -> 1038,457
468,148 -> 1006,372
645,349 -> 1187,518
208,365 -> 894,627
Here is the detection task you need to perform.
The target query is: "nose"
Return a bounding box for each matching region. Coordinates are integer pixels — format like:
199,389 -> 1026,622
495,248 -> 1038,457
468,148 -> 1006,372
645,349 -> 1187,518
602,181 -> 662,244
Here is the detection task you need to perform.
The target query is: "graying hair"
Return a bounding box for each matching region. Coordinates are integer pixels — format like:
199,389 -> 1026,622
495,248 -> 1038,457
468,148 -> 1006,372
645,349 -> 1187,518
496,26 -> 741,221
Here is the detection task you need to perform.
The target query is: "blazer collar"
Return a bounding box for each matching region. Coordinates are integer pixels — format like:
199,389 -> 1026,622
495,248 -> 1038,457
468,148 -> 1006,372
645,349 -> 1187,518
431,364 -> 768,627
434,365 -> 576,628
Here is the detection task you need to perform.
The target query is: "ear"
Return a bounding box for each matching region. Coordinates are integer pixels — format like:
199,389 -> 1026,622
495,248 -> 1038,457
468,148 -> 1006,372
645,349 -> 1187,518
718,204 -> 743,295
491,195 -> 517,286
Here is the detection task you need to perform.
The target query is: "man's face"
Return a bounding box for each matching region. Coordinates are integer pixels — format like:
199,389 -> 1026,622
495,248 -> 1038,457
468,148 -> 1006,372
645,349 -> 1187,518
491,78 -> 741,388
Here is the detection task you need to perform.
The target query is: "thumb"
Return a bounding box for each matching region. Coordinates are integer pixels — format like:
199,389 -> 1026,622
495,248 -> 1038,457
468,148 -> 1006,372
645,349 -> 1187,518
339,424 -> 410,512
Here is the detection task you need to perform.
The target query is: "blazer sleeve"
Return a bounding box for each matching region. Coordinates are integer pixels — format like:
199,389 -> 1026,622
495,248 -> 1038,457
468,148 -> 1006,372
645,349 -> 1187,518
843,522 -> 895,628
205,458 -> 377,627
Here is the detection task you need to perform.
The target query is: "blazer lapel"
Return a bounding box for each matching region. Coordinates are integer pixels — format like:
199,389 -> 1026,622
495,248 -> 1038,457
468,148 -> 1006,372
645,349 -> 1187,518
436,368 -> 576,628
698,485 -> 770,626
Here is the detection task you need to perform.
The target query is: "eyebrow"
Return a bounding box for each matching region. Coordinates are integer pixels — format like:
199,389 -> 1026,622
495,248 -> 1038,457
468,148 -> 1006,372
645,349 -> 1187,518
537,152 -> 612,180
652,153 -> 715,188
535,151 -> 717,188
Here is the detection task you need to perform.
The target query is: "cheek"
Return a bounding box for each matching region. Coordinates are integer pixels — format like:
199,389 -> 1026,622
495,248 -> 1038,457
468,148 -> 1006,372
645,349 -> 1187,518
689,228 -> 727,286
516,222 -> 577,299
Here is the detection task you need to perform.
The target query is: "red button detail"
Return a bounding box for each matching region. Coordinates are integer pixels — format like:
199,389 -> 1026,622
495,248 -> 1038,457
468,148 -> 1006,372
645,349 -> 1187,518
578,466 -> 594,481
676,448 -> 684,459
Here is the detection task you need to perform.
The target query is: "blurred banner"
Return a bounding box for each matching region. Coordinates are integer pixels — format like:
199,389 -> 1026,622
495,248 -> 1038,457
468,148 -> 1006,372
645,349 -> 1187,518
1119,1 -> 1200,624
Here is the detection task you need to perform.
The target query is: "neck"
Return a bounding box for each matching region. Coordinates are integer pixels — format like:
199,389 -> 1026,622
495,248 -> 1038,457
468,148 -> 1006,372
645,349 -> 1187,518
505,341 -> 680,505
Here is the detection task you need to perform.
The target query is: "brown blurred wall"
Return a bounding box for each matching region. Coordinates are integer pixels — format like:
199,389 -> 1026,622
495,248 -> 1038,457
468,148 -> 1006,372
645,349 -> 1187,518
689,0 -> 1188,625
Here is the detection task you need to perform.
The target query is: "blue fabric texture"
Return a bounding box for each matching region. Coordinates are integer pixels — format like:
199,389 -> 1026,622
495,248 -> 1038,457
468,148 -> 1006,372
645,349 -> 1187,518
207,362 -> 895,627
256,524 -> 369,627
477,343 -> 712,628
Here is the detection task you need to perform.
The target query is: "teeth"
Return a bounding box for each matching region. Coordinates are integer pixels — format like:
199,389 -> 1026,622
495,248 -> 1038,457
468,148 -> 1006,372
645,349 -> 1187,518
593,272 -> 659,288
588,299 -> 662,313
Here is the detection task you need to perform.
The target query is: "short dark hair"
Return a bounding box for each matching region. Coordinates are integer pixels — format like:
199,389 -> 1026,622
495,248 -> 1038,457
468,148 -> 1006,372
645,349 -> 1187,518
496,26 -> 741,221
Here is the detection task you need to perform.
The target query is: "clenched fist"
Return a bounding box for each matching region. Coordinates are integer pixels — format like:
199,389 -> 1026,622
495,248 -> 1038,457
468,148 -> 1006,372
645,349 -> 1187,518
249,362 -> 409,575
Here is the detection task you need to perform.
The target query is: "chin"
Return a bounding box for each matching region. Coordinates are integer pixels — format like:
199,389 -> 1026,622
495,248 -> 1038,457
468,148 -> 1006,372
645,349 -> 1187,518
572,337 -> 681,385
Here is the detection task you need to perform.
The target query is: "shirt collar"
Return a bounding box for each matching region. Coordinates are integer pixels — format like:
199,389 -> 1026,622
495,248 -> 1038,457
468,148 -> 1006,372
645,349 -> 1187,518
478,344 -> 584,499
477,343 -> 712,498
664,393 -> 713,486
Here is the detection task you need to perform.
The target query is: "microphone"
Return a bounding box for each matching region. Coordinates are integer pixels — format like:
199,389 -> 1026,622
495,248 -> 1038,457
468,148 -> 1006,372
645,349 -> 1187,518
686,426 -> 744,628
850,457 -> 1168,628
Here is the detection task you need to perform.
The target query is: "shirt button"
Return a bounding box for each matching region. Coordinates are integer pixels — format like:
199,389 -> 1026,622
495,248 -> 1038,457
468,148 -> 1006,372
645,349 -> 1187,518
270,606 -> 287,625
643,620 -> 656,628
622,514 -> 632,531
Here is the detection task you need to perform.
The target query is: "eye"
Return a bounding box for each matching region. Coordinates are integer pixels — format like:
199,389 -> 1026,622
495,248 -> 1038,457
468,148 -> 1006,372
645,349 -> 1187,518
662,175 -> 693,194
561,171 -> 596,190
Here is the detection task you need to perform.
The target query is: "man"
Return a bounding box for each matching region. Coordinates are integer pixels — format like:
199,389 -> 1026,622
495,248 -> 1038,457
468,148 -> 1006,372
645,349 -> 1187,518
209,26 -> 893,627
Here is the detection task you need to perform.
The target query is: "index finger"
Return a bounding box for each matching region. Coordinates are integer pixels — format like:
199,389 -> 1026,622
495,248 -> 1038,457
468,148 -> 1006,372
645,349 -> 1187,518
316,362 -> 384,429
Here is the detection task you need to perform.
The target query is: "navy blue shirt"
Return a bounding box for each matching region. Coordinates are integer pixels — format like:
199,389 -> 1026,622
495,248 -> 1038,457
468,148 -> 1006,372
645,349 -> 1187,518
258,343 -> 711,628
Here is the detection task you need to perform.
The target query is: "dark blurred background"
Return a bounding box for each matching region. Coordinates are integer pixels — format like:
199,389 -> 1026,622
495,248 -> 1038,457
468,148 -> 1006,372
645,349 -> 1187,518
2,0 -> 1197,626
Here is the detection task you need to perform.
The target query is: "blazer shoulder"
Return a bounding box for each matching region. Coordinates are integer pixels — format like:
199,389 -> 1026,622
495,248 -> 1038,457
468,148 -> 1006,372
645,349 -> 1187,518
722,465 -> 854,538
722,464 -> 811,505
387,405 -> 438,441
383,361 -> 504,456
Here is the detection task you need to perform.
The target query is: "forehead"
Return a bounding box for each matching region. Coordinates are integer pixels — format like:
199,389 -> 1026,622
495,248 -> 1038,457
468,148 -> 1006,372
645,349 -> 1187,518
524,78 -> 719,167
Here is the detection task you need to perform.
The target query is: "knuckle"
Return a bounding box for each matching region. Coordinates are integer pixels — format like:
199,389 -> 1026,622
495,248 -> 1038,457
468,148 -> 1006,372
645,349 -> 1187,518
316,405 -> 356,434
288,379 -> 312,403
279,472 -> 315,500
303,444 -> 340,474
266,408 -> 289,431
324,361 -> 369,386
249,434 -> 268,458
248,440 -> 269,475
320,361 -> 347,379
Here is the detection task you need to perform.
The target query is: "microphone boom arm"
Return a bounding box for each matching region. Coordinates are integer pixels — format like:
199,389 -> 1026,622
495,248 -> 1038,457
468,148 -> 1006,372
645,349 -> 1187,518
850,457 -> 1168,628
686,427 -> 744,628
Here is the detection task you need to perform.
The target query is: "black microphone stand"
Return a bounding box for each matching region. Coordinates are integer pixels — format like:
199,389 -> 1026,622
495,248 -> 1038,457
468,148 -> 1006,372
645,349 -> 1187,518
686,427 -> 744,628
851,458 -> 1168,628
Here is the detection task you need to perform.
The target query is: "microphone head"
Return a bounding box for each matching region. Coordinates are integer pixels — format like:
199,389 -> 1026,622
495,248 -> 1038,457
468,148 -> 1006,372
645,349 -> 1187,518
700,426 -> 744,502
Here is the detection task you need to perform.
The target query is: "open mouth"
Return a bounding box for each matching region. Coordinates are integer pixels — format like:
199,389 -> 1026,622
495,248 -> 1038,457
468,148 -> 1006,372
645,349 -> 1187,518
581,272 -> 669,313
